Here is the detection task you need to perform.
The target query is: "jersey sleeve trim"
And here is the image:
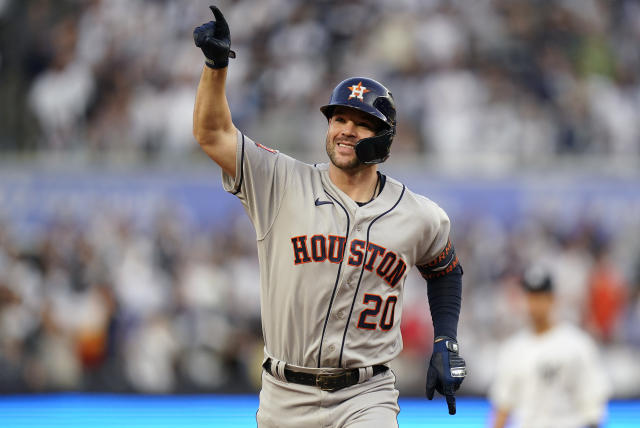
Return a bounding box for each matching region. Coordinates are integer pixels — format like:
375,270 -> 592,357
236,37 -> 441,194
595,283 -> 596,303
221,131 -> 245,195
231,133 -> 246,195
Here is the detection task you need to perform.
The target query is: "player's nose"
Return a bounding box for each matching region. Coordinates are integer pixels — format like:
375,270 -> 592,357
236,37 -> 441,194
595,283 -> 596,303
339,120 -> 357,136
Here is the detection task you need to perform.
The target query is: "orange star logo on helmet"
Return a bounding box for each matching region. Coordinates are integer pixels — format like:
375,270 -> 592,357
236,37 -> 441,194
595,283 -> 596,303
348,82 -> 370,101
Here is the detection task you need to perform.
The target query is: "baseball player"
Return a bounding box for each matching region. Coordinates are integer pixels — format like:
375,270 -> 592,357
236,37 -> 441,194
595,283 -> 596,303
193,6 -> 466,427
489,267 -> 610,428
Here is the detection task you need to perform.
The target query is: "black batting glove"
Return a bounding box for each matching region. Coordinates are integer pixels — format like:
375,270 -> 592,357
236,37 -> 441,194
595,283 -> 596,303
426,336 -> 466,415
193,5 -> 236,69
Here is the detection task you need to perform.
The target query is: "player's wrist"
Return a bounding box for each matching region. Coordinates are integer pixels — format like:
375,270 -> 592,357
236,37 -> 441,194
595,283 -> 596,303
205,56 -> 228,69
429,336 -> 466,384
433,335 -> 458,352
434,336 -> 459,353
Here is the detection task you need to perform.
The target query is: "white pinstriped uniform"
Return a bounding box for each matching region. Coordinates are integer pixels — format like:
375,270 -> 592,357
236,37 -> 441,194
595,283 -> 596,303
490,322 -> 610,428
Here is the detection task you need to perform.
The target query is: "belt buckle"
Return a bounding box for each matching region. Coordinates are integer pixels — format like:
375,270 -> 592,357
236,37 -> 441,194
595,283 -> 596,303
316,372 -> 345,392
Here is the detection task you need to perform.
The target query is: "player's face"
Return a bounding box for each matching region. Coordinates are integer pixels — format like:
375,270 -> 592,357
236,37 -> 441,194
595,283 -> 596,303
326,107 -> 378,171
525,292 -> 554,328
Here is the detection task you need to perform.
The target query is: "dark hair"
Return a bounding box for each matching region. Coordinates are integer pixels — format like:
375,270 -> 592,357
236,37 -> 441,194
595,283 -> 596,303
521,266 -> 553,293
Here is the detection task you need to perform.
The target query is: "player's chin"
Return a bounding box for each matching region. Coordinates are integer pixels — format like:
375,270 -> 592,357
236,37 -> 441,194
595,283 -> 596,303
330,151 -> 361,170
327,144 -> 360,169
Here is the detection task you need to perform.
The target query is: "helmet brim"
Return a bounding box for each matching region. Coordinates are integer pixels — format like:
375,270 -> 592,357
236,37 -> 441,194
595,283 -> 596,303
320,104 -> 390,131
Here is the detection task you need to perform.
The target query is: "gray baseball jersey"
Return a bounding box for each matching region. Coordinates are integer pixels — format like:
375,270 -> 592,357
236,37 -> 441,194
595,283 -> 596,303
223,130 -> 456,369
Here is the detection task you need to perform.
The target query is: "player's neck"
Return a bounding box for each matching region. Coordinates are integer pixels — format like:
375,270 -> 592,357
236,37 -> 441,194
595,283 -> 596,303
328,164 -> 379,203
532,318 -> 554,335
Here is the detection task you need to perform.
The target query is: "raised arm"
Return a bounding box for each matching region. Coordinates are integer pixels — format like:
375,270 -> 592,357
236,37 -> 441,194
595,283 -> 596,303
192,6 -> 237,177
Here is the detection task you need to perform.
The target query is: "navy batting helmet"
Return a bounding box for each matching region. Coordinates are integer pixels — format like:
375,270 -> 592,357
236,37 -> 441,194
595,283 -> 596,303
320,77 -> 396,164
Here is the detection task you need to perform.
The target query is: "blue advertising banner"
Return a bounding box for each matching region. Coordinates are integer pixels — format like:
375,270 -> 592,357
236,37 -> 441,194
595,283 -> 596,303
1,167 -> 639,233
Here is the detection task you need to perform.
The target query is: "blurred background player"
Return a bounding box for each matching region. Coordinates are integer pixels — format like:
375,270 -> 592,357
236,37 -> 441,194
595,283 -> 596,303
489,266 -> 610,428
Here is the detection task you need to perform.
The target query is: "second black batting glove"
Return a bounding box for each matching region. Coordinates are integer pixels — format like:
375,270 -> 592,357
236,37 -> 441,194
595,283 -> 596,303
426,336 -> 466,415
193,5 -> 236,69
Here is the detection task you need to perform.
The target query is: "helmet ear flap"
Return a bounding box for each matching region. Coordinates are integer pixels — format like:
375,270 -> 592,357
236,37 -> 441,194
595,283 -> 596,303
357,95 -> 395,164
373,96 -> 396,131
354,130 -> 393,164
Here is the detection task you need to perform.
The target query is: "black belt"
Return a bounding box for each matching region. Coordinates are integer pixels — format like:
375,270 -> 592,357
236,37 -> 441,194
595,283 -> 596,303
262,358 -> 388,392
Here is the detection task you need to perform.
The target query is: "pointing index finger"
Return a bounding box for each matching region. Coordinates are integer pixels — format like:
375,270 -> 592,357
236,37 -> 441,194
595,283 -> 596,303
209,5 -> 227,25
445,395 -> 456,415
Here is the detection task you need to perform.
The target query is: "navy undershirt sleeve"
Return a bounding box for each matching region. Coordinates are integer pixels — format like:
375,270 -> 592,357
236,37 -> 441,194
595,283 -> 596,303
417,239 -> 463,339
425,265 -> 462,339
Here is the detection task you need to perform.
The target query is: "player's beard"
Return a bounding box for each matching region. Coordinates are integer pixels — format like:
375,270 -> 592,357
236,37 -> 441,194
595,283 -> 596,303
326,134 -> 362,171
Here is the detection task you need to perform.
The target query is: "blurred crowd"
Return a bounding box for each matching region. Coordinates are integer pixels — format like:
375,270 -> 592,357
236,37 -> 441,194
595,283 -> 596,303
1,192 -> 640,397
1,0 -> 640,166
0,206 -> 266,394
1,0 -> 640,398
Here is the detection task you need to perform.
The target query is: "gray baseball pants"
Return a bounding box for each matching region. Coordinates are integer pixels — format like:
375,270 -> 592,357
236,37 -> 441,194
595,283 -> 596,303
256,369 -> 399,428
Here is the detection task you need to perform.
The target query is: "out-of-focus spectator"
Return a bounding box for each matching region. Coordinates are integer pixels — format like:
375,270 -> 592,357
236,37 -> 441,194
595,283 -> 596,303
622,263 -> 640,348
585,244 -> 628,343
28,16 -> 95,149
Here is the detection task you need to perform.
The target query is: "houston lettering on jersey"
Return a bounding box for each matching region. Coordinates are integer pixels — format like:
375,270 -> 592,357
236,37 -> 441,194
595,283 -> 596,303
290,235 -> 407,287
